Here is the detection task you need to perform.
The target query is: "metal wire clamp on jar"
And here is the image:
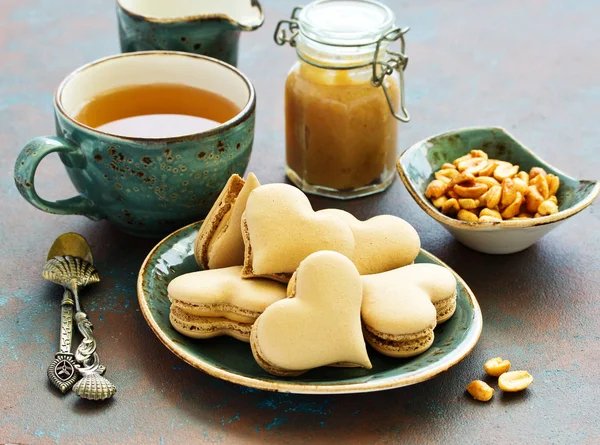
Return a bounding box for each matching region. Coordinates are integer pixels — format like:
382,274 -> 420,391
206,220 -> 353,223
275,0 -> 410,200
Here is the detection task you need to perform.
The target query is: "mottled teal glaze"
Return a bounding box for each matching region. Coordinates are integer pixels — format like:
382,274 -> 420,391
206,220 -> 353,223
14,57 -> 256,238
137,222 -> 483,394
117,1 -> 264,67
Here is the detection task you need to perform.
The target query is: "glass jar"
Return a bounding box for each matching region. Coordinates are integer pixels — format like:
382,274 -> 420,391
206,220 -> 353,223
275,0 -> 410,199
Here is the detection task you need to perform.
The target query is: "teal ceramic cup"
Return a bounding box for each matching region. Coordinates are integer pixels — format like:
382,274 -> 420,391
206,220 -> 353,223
14,51 -> 256,238
116,0 -> 264,67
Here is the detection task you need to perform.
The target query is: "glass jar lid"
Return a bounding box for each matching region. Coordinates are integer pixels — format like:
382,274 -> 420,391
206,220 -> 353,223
298,0 -> 395,46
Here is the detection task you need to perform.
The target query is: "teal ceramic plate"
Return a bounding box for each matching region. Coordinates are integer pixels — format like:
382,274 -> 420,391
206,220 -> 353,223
138,222 -> 483,394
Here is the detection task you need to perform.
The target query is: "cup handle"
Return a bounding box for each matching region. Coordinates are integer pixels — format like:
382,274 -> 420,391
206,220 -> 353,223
14,136 -> 104,220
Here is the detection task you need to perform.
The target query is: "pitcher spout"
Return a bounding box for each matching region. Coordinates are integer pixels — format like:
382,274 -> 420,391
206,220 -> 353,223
117,0 -> 264,30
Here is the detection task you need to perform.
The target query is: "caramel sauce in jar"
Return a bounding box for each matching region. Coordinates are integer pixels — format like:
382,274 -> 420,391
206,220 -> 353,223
277,0 -> 408,199
285,61 -> 399,193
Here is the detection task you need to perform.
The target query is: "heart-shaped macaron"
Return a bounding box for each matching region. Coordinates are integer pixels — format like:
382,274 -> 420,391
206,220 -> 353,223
317,209 -> 420,275
195,173 -> 260,270
250,251 -> 372,376
241,184 -> 355,282
168,266 -> 286,342
361,264 -> 457,358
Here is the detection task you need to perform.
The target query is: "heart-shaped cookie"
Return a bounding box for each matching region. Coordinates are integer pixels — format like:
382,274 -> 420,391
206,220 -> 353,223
361,264 -> 457,358
250,251 -> 372,376
241,184 -> 355,282
168,266 -> 286,342
317,209 -> 420,275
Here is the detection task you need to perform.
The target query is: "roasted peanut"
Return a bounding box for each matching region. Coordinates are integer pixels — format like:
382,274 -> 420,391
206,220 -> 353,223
529,167 -> 547,179
453,153 -> 474,167
466,380 -> 494,402
478,160 -> 498,177
501,178 -> 517,208
425,180 -> 448,199
441,198 -> 460,216
513,177 -> 529,195
436,175 -> 452,184
475,176 -> 500,188
479,215 -> 502,223
498,371 -> 533,392
493,162 -> 519,181
458,209 -> 479,222
432,196 -> 448,208
547,174 -> 560,196
458,157 -> 488,175
517,171 -> 529,184
447,189 -> 459,199
435,168 -> 460,181
484,357 -> 511,377
470,149 -> 488,159
441,162 -> 457,170
502,192 -> 523,219
534,212 -> 542,218
537,199 -> 559,216
480,185 -> 502,209
454,182 -> 488,199
526,185 -> 545,214
480,208 -> 502,219
449,171 -> 476,188
548,195 -> 558,205
530,174 -> 549,199
458,198 -> 480,209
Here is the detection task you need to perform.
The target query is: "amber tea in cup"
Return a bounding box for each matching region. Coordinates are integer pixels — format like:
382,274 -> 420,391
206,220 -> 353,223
75,83 -> 241,138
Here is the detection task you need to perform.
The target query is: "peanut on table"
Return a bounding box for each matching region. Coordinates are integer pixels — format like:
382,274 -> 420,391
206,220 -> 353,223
425,150 -> 560,222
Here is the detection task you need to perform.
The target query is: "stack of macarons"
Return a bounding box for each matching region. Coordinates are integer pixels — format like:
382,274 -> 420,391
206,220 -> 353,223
167,173 -> 458,376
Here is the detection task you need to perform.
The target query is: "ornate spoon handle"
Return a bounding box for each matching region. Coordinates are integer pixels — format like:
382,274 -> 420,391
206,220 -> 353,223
47,290 -> 79,393
74,310 -> 97,364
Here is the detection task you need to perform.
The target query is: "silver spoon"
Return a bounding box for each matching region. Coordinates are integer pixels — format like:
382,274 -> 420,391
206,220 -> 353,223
43,233 -> 116,400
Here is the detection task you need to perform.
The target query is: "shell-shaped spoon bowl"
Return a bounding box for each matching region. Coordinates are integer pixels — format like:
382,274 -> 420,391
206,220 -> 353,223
43,255 -> 100,288
73,373 -> 117,401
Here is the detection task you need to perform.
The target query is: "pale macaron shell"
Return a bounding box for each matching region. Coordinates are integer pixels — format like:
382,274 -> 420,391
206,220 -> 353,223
207,173 -> 260,269
243,184 -> 355,276
167,266 -> 286,315
252,251 -> 372,372
361,264 -> 457,336
317,209 -> 421,275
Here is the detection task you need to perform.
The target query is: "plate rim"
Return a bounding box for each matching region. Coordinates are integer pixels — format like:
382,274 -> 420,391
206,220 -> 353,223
137,221 -> 483,394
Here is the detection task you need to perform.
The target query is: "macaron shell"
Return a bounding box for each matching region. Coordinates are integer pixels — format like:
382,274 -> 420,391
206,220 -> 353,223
194,173 -> 245,269
251,251 -> 372,373
207,173 -> 260,269
242,184 -> 355,276
318,209 -> 421,275
170,306 -> 252,342
167,266 -> 286,314
361,264 -> 457,336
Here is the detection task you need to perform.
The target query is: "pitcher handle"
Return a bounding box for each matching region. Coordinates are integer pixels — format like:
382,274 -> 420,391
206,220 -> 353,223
14,136 -> 103,220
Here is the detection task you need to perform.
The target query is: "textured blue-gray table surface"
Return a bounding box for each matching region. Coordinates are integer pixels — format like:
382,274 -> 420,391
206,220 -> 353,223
1,0 -> 598,444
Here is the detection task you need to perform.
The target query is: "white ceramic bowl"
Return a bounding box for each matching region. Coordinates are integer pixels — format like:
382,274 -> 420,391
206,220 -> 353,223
397,127 -> 600,254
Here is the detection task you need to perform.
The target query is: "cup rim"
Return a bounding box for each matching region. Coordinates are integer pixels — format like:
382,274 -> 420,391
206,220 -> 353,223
116,0 -> 264,30
54,51 -> 256,144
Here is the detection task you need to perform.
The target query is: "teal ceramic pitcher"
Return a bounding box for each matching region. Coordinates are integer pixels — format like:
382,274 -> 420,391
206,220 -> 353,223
116,0 -> 264,67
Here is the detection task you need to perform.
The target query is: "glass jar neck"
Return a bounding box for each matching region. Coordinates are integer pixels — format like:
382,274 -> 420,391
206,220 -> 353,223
296,33 -> 388,69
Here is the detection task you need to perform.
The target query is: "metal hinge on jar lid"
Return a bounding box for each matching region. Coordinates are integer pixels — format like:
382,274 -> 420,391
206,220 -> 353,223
274,5 -> 410,123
